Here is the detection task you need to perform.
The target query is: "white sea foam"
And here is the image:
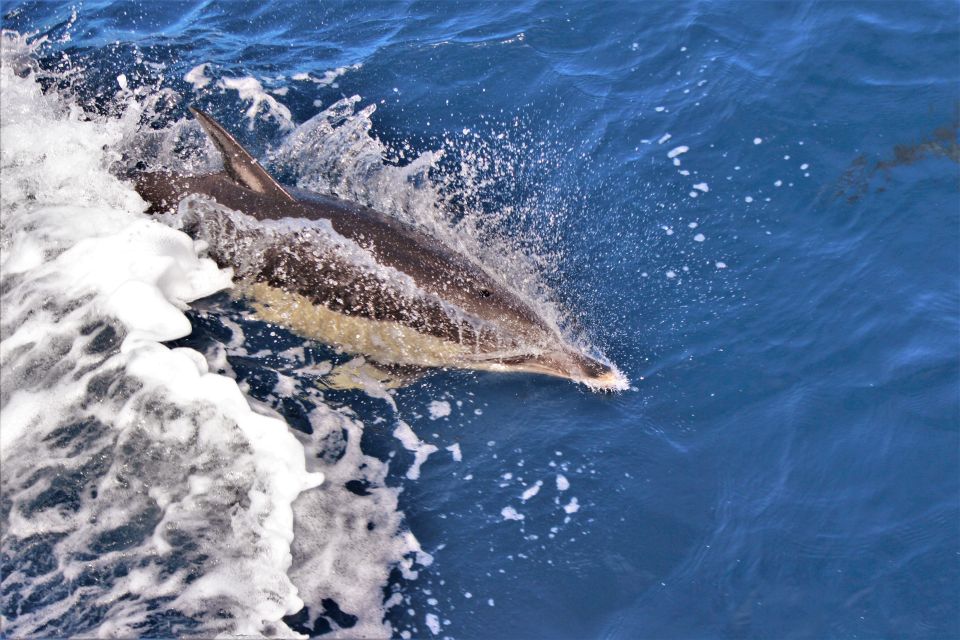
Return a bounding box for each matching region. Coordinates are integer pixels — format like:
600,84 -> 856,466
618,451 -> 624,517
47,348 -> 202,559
446,443 -> 463,462
394,421 -> 439,480
520,480 -> 543,502
0,34 -> 319,634
184,62 -> 212,89
219,75 -> 294,130
287,407 -> 427,638
501,506 -> 525,521
428,399 -> 452,419
424,612 -> 441,635
0,32 -> 420,638
293,64 -> 362,87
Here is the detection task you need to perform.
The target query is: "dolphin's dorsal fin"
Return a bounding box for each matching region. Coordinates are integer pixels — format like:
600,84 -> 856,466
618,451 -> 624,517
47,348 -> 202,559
190,106 -> 294,202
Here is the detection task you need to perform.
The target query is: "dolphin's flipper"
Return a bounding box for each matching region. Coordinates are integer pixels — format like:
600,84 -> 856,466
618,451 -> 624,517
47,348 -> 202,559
320,358 -> 427,391
189,106 -> 294,202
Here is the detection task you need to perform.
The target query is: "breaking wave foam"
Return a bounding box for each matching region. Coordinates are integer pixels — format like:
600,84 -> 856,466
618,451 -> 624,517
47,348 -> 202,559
0,31 -> 424,637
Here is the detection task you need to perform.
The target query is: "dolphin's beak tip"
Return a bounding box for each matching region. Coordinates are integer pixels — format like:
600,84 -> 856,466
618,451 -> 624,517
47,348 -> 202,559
578,367 -> 631,393
487,349 -> 630,392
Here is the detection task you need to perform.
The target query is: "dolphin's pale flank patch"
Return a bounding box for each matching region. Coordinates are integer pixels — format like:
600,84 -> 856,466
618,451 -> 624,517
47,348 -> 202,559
242,280 -> 470,367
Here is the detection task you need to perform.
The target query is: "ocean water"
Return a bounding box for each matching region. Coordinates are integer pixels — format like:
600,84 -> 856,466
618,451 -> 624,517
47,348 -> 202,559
1,1 -> 957,638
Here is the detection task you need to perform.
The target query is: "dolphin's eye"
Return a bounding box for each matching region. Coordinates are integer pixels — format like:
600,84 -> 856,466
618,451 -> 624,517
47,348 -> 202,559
479,288 -> 492,298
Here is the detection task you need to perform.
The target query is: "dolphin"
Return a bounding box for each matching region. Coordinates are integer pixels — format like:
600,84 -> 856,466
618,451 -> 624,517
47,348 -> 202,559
133,107 -> 627,391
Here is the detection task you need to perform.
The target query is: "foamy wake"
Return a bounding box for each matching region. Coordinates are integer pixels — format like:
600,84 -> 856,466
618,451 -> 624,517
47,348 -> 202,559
0,31 -> 422,637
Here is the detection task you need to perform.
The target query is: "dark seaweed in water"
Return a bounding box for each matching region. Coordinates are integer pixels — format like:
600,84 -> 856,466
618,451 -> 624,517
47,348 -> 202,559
831,119 -> 959,203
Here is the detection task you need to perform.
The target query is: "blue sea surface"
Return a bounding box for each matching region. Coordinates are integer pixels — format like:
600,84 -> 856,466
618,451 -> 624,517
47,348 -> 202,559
2,1 -> 958,638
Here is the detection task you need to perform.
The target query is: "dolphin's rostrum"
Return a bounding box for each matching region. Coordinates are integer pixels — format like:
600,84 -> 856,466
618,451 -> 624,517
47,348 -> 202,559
134,107 -> 627,391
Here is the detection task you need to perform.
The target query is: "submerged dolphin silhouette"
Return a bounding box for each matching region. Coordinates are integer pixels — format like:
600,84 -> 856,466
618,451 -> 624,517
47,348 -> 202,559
134,107 -> 626,390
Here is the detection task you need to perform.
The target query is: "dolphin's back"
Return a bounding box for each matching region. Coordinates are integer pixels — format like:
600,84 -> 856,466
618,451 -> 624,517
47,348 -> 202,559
137,168 -> 549,341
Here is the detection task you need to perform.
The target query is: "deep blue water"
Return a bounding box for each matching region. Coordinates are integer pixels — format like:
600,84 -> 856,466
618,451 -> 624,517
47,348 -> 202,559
3,1 -> 959,638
